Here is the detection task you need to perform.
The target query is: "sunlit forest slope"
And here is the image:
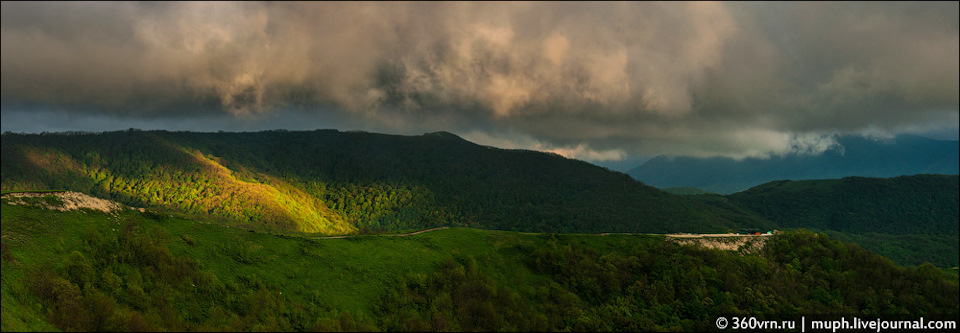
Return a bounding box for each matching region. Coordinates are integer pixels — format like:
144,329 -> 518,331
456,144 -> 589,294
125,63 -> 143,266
1,130 -> 766,235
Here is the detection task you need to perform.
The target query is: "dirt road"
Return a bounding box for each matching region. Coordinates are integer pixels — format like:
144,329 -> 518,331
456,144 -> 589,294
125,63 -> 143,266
315,227 -> 449,239
315,228 -> 774,240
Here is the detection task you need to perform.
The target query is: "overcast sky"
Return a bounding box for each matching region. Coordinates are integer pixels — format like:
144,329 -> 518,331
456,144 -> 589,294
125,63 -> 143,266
2,2 -> 957,164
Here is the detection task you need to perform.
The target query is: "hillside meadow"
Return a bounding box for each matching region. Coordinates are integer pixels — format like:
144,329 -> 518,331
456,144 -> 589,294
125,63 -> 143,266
2,195 -> 957,331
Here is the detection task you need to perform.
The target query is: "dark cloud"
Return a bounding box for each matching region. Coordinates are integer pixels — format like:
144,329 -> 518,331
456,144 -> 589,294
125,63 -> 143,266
2,2 -> 957,160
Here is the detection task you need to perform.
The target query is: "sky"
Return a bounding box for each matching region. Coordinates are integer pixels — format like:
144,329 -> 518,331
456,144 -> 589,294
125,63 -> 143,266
2,1 -> 958,167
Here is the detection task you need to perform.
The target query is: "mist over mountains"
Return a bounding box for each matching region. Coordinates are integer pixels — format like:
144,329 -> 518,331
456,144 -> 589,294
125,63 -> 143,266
628,134 -> 960,194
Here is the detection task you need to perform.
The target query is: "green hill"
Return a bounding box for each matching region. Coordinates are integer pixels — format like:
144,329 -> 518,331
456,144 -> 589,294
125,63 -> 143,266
728,175 -> 959,235
2,195 -> 956,331
718,175 -> 960,267
3,130 -> 956,267
0,130 -> 768,235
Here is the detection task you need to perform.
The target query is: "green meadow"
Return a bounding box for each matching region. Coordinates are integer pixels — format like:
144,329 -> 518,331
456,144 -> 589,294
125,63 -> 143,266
3,196 -> 957,331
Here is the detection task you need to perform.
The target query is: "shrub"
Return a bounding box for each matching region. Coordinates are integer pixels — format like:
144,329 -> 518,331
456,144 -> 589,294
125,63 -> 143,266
42,194 -> 64,207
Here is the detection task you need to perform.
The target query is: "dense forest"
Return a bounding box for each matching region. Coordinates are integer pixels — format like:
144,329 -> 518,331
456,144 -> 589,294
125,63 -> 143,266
3,130 -> 958,268
727,175 -> 958,235
0,130 -> 767,234
2,198 -> 957,331
716,175 -> 960,267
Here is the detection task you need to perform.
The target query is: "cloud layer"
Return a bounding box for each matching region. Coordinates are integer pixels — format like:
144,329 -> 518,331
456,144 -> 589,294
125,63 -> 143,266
2,2 -> 957,160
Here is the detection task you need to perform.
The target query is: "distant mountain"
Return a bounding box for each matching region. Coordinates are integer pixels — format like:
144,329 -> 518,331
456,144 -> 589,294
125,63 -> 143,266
0,130 -> 768,234
627,134 -> 960,194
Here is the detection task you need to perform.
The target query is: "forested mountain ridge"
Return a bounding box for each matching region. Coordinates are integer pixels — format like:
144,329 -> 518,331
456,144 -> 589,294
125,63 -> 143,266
0,130 -> 767,235
4,131 -> 955,267
628,135 -> 960,194
727,175 -> 959,235
693,175 -> 960,267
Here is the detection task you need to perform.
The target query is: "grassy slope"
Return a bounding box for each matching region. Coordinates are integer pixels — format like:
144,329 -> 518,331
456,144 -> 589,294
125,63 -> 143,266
4,197 -> 959,331
0,198 -> 653,330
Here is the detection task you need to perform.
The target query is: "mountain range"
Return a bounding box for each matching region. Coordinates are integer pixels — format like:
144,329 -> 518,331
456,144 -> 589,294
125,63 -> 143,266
2,130 -> 957,267
627,134 -> 960,194
0,130 -> 765,235
705,175 -> 959,267
2,128 -> 958,331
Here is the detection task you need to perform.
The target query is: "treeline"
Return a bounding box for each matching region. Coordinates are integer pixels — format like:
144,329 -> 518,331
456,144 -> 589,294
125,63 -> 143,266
820,231 -> 959,269
11,223 -> 958,332
378,232 -> 959,331
714,175 -> 960,267
728,175 -> 959,235
4,130 -> 956,268
0,130 -> 766,234
3,200 -> 957,332
17,218 -> 373,331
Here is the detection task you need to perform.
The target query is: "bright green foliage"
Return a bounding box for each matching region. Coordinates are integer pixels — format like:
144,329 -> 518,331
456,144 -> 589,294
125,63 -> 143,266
1,130 -> 768,234
377,231 -> 959,331
2,201 -> 374,331
2,200 -> 957,332
1,131 -> 351,234
2,130 -> 957,269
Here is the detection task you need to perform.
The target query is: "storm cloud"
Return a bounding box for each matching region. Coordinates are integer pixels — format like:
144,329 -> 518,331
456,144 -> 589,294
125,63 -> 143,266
2,2 -> 957,160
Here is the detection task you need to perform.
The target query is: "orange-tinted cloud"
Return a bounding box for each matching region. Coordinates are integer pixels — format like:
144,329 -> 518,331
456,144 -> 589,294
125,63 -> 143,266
2,2 -> 957,159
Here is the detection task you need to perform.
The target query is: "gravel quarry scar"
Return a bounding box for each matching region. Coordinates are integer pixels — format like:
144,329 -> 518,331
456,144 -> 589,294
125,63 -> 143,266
665,234 -> 771,254
2,191 -> 124,213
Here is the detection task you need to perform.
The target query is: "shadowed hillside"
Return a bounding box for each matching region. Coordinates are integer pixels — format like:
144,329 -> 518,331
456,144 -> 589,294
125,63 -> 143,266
0,130 -> 768,234
697,175 -> 960,267
728,175 -> 958,235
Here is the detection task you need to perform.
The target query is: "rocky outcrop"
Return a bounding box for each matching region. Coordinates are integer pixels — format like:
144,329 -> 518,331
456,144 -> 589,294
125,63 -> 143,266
666,234 -> 771,254
2,191 -> 124,213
